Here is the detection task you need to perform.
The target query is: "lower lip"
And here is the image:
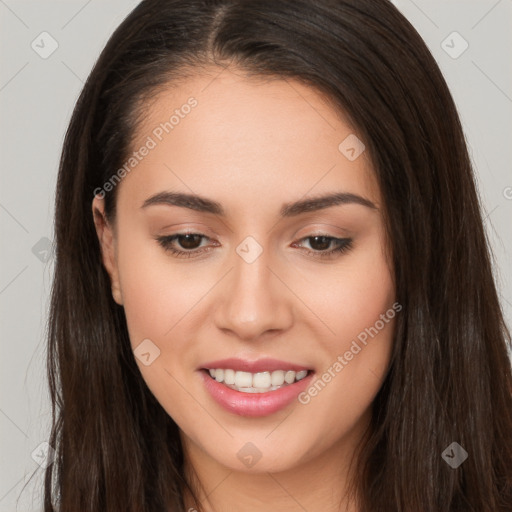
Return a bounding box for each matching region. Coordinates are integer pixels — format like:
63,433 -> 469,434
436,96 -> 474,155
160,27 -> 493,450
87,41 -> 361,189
199,369 -> 315,417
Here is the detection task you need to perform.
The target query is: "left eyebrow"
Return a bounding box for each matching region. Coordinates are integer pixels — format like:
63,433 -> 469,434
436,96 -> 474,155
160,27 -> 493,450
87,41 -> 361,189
140,191 -> 377,217
280,192 -> 377,216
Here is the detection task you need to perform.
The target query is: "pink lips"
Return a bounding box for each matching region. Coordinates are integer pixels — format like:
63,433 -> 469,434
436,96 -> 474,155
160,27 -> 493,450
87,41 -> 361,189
198,358 -> 315,417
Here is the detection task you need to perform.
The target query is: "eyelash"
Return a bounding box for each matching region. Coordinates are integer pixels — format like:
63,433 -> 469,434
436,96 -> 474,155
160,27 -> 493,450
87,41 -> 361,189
155,232 -> 353,260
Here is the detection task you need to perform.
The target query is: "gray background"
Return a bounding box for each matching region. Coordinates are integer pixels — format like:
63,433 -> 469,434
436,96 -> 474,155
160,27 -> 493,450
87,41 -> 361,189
1,1 -> 511,510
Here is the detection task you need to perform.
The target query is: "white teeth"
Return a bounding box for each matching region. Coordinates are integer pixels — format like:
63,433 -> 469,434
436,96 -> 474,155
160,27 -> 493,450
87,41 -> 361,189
235,371 -> 253,388
205,368 -> 310,393
271,370 -> 285,386
252,371 -> 271,388
224,368 -> 236,385
284,370 -> 296,384
296,370 -> 308,380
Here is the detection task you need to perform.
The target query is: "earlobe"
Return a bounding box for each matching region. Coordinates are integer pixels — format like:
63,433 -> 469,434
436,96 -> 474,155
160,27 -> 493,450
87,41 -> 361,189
91,196 -> 123,305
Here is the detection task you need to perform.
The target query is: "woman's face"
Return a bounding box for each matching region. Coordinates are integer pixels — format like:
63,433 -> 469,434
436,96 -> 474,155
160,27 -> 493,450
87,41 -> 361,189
93,66 -> 397,475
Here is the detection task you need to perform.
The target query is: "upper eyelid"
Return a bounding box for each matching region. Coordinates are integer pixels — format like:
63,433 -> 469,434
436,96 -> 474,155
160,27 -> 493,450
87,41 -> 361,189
153,217 -> 353,237
160,222 -> 351,238
159,232 -> 348,247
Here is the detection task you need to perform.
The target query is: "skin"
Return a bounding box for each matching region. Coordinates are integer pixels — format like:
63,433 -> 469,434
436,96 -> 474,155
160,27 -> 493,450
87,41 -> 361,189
92,65 -> 397,512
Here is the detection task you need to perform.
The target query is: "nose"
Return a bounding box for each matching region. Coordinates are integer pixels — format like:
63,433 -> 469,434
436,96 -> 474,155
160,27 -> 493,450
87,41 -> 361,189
213,248 -> 294,342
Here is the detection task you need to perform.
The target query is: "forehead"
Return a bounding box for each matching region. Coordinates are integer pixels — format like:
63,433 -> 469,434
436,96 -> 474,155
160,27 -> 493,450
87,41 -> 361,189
118,66 -> 382,217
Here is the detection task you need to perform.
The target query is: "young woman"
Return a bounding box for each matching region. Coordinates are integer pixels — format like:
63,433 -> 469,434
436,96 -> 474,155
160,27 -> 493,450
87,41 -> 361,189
43,0 -> 512,510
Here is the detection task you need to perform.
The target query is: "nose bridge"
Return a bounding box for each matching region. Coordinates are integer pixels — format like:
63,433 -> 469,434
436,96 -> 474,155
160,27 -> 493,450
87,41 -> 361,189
213,236 -> 293,340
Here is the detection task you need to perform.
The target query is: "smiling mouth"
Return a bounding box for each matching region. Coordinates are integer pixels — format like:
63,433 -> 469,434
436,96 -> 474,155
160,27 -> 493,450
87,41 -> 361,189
202,368 -> 313,393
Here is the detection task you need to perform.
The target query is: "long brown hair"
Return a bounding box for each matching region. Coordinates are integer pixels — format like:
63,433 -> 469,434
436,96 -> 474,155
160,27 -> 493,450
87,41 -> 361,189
42,0 -> 512,510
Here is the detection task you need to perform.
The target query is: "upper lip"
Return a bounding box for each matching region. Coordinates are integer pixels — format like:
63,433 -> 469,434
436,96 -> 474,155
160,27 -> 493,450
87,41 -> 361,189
200,358 -> 313,373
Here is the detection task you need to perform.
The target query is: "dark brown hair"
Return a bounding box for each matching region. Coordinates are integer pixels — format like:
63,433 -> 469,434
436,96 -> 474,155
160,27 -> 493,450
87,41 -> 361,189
41,0 -> 512,510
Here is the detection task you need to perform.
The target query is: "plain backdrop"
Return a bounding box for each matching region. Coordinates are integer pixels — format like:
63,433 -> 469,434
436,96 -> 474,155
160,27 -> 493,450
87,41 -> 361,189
1,1 -> 511,510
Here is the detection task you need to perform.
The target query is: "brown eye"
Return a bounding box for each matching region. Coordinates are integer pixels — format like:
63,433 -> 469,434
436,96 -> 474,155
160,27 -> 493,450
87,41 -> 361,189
306,235 -> 332,251
174,234 -> 203,250
292,236 -> 353,259
155,233 -> 213,258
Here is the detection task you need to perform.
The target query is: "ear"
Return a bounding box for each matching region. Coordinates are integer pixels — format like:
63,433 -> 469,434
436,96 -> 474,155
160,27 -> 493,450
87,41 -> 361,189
92,195 -> 123,305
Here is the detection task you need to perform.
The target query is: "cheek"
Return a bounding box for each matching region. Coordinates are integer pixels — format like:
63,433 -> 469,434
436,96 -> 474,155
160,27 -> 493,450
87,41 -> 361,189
115,232 -> 199,344
115,237 -> 200,422
115,232 -> 212,415
295,233 -> 396,411
294,289 -> 396,460
294,232 -> 395,345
